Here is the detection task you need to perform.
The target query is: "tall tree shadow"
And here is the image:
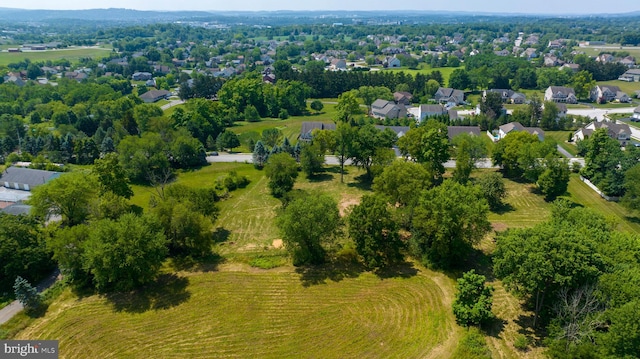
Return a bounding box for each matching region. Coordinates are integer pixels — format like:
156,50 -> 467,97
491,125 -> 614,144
374,260 -> 419,279
295,260 -> 365,287
212,227 -> 231,243
171,253 -> 225,273
307,173 -> 334,183
105,274 -> 191,313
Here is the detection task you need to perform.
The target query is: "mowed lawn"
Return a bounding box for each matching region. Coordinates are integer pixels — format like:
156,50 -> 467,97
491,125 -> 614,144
0,47 -> 112,66
545,130 -> 577,157
16,267 -> 459,359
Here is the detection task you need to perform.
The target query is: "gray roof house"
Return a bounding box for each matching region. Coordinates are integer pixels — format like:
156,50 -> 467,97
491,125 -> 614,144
633,106 -> 640,121
618,69 -> 640,82
435,87 -> 465,105
139,89 -> 171,103
447,126 -> 482,141
498,122 -> 545,141
544,86 -> 577,104
574,121 -> 632,145
590,85 -> 623,103
1,167 -> 61,191
371,99 -> 407,119
299,122 -> 336,141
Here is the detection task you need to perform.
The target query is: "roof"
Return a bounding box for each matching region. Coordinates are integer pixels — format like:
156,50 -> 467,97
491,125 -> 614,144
499,122 -> 526,134
0,167 -> 61,188
375,125 -> 410,137
635,106 -> 640,113
1,203 -> 32,216
140,89 -> 170,100
548,86 -> 575,95
599,85 -> 621,93
371,99 -> 391,109
447,126 -> 481,140
394,91 -> 413,101
299,122 -> 336,140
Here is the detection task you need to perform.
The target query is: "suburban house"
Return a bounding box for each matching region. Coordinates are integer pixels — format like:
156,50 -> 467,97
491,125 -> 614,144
544,86 -> 577,104
633,106 -> 640,121
330,59 -> 347,71
371,99 -> 407,119
383,56 -> 401,68
393,91 -> 413,105
407,104 -> 447,122
497,122 -> 545,141
484,89 -> 526,104
447,126 -> 482,141
561,63 -> 580,72
1,167 -> 61,191
573,121 -> 632,145
619,69 -> 640,82
435,87 -> 465,105
139,89 -> 171,103
132,72 -> 153,81
590,85 -> 630,103
556,103 -> 568,117
299,122 -> 337,142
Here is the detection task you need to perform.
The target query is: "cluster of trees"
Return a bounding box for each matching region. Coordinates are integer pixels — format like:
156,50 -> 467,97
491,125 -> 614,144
448,54 -> 625,94
21,154 -> 238,292
275,60 -> 444,99
492,131 -> 570,200
494,201 -> 640,358
579,128 -> 640,198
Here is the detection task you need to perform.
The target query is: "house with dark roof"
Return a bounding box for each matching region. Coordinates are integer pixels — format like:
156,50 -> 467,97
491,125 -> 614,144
299,122 -> 336,142
434,87 -> 465,105
498,122 -> 545,141
544,86 -> 577,104
447,126 -> 482,141
590,85 -> 623,103
139,89 -> 171,103
1,167 -> 61,191
618,69 -> 640,82
574,121 -> 632,146
393,91 -> 413,105
371,99 -> 407,119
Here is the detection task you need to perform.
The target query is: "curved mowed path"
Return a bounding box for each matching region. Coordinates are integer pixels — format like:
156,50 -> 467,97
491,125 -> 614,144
17,267 -> 458,359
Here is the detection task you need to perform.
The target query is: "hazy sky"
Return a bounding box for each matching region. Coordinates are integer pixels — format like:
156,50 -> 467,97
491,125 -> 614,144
4,0 -> 640,14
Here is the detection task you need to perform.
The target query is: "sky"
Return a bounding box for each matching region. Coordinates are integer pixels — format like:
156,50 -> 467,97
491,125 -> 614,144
3,0 -> 640,14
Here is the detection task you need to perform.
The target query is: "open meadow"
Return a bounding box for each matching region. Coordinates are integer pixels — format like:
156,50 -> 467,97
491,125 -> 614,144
0,46 -> 113,66
5,108 -> 640,357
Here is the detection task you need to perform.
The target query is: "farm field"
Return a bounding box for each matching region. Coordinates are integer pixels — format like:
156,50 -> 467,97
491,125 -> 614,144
381,64 -> 462,86
575,45 -> 640,59
0,46 -> 112,66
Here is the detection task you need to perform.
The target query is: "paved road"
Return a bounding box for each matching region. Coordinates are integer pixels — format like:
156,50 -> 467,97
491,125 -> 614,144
207,153 -> 499,168
566,107 -> 636,121
161,99 -> 185,110
0,269 -> 60,325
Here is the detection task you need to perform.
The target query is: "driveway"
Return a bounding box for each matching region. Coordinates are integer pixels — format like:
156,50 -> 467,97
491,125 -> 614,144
0,269 -> 60,325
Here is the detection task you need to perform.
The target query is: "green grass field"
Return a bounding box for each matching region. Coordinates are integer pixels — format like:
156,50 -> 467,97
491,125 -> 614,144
14,267 -> 460,359
381,64 -> 462,86
0,47 -> 113,66
545,130 -> 578,156
576,45 -> 640,59
487,175 -> 552,229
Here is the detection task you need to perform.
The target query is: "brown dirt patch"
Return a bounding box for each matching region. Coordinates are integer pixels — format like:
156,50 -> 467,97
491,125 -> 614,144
492,222 -> 508,232
339,195 -> 361,217
272,239 -> 283,249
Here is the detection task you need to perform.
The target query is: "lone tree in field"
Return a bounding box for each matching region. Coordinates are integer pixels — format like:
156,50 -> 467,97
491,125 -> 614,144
252,140 -> 269,169
476,172 -> 508,210
277,193 -> 340,265
310,99 -> 324,114
452,270 -> 494,327
264,153 -> 299,198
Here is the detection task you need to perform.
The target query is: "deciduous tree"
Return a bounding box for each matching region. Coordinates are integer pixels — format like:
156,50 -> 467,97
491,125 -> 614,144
452,270 -> 494,327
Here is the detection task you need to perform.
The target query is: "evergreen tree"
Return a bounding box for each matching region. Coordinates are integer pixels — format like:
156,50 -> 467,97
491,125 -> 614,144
14,276 -> 40,310
252,140 -> 268,169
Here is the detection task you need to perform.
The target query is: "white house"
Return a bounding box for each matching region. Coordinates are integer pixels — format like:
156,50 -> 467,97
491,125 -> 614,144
544,86 -> 577,104
633,106 -> 640,121
573,121 -> 631,145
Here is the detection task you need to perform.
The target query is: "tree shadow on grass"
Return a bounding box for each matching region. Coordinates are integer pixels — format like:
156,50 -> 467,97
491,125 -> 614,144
491,203 -> 515,215
625,215 -> 640,225
374,260 -> 419,280
483,316 -> 508,338
295,259 -> 365,287
307,173 -> 334,183
347,174 -> 372,191
171,252 -> 225,273
212,227 -> 231,243
106,274 -> 191,313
